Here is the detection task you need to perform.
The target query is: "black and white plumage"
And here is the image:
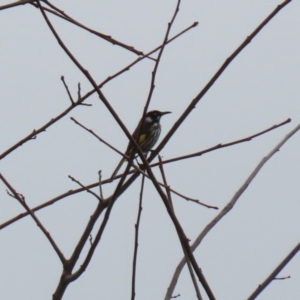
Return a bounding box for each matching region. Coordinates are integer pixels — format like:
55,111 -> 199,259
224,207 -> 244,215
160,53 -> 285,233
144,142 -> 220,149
111,110 -> 171,178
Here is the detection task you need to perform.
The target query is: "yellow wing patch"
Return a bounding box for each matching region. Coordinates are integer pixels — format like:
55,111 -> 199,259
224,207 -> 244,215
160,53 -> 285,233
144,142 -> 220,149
138,134 -> 147,144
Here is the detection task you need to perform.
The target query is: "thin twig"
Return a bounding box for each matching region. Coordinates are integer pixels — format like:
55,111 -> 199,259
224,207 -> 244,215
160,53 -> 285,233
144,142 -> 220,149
0,0 -> 34,11
142,158 -> 216,299
158,156 -> 202,300
274,276 -> 291,280
0,172 -> 66,264
97,22 -> 197,90
66,163 -> 132,281
89,234 -> 93,246
142,0 -> 181,119
41,0 -> 215,288
131,174 -> 145,300
70,117 -> 123,156
165,122 -> 300,299
98,171 -> 103,200
61,76 -> 74,104
0,118 -> 288,229
34,0 -> 147,57
158,118 -> 291,166
68,175 -> 101,202
247,242 -> 300,299
70,116 -> 147,176
0,22 -> 196,161
158,156 -> 217,209
149,0 -> 292,164
77,83 -> 81,100
54,161 -> 134,299
53,198 -> 108,299
158,155 -> 173,209
71,115 -> 216,209
170,188 -> 218,209
37,2 -> 157,177
76,82 -> 91,106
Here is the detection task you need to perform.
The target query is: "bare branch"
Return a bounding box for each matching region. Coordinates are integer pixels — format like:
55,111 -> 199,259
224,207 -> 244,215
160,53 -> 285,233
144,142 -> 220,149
158,155 -> 174,209
274,276 -> 291,280
154,118 -> 291,166
247,242 -> 300,299
165,122 -> 300,299
0,172 -> 66,264
70,117 -> 122,155
0,118 -> 288,229
131,175 -> 145,300
61,76 -> 74,105
0,22 -> 196,161
68,175 -> 101,202
169,187 -> 218,210
98,171 -> 104,200
37,2 -> 155,177
158,156 -> 202,300
142,0 -> 181,117
0,0 -> 34,11
41,0 -> 146,56
97,22 -> 198,89
150,0 -> 292,163
65,164 -> 132,282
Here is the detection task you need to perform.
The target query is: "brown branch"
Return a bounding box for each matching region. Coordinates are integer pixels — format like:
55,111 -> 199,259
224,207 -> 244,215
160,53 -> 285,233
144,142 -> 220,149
0,172 -> 66,264
71,115 -> 217,209
38,0 -> 215,294
141,0 -> 181,119
52,164 -> 134,298
61,76 -> 74,105
158,156 -> 202,300
37,1 -> 161,178
155,118 -> 291,166
0,118 -> 287,229
0,0 -> 34,11
0,88 -> 93,161
63,163 -> 132,279
158,155 -> 174,209
0,22 -> 196,161
131,175 -> 145,300
70,117 -> 123,155
144,162 -> 215,299
98,170 -> 103,200
68,175 -> 101,202
2,0 -> 146,57
149,0 -> 292,164
52,199 -> 108,299
41,0 -> 146,57
54,160 -> 134,298
248,242 -> 300,299
274,276 -> 291,280
170,188 -> 218,210
165,122 -> 300,299
97,22 -> 197,89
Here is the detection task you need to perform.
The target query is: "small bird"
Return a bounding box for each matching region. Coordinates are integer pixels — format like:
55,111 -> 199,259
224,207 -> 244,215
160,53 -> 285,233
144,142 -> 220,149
111,110 -> 171,178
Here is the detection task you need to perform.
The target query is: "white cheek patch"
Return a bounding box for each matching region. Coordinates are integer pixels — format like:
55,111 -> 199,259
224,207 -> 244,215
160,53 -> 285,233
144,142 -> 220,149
145,116 -> 153,123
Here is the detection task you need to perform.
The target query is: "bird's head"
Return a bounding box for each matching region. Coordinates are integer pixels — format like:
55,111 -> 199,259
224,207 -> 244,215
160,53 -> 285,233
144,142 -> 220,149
145,110 -> 171,123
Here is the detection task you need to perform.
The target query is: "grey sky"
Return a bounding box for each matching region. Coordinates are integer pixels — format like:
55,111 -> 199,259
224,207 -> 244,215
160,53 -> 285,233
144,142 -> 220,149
0,0 -> 299,299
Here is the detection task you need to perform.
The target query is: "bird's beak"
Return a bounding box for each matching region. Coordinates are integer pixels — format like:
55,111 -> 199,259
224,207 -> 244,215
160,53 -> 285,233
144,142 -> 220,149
161,111 -> 171,116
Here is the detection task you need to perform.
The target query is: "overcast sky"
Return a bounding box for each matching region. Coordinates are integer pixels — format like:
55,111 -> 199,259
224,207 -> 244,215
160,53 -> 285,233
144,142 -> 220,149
0,0 -> 300,299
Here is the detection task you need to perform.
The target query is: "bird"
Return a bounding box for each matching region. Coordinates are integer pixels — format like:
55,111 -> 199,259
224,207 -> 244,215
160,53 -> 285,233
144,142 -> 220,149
111,110 -> 171,178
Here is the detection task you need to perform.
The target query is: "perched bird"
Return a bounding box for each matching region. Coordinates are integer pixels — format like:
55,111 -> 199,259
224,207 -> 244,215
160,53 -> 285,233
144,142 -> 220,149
111,110 -> 171,178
